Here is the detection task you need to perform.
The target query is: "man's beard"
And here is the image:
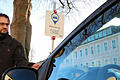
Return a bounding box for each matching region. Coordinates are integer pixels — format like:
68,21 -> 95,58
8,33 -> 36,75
0,28 -> 8,34
0,30 -> 8,38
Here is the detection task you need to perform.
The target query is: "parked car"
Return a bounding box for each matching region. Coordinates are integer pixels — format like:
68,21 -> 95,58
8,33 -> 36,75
2,0 -> 120,80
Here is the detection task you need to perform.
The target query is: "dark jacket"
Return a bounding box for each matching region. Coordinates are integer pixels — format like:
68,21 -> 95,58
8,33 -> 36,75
0,34 -> 30,77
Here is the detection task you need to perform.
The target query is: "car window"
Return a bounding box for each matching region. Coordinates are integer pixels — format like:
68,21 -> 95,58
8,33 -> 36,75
48,1 -> 120,80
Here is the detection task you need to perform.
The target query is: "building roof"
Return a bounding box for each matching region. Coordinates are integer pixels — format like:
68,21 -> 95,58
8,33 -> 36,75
82,26 -> 120,45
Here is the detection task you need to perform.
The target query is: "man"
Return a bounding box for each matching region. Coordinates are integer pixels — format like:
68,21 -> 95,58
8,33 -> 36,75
0,13 -> 40,78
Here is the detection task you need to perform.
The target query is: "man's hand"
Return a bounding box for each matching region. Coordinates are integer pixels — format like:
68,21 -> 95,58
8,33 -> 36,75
32,63 -> 41,70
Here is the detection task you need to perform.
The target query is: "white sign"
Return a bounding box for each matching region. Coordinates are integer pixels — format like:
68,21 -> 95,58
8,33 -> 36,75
45,11 -> 64,38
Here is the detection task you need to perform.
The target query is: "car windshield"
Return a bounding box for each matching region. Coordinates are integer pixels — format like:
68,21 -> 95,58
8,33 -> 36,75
47,1 -> 120,80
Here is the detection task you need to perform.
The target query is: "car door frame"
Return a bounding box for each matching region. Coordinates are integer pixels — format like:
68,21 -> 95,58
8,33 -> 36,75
38,0 -> 120,80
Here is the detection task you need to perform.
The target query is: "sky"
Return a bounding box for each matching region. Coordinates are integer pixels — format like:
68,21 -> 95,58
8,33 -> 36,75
0,0 -> 107,63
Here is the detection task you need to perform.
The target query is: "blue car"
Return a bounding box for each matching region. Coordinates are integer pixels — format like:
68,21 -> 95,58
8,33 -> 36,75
2,0 -> 120,80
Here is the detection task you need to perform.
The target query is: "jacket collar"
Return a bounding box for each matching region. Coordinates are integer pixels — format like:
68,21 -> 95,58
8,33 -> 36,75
0,33 -> 12,44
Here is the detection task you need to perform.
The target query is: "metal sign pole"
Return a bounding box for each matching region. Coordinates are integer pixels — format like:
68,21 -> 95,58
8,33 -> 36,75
51,1 -> 56,52
53,1 -> 56,11
51,36 -> 56,52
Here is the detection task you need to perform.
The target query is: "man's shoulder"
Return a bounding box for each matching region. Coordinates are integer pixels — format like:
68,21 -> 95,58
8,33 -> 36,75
8,36 -> 24,53
9,36 -> 22,46
12,38 -> 22,46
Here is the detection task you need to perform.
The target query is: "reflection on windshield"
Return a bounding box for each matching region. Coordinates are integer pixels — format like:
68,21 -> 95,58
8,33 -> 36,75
48,1 -> 120,80
50,25 -> 120,80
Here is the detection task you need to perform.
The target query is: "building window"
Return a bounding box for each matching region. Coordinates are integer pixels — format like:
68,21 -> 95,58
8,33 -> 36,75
112,40 -> 116,49
104,42 -> 108,52
88,37 -> 91,42
107,27 -> 111,35
91,35 -> 94,41
86,63 -> 88,67
95,33 -> 98,39
92,61 -> 94,67
91,46 -> 94,55
85,48 -> 88,56
104,59 -> 108,65
98,61 -> 101,67
80,50 -> 82,57
99,31 -> 102,38
75,51 -> 77,59
97,44 -> 100,53
103,30 -> 107,37
113,58 -> 117,64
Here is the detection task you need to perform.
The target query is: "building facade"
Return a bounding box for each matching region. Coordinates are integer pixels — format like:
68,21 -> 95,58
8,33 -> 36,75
63,26 -> 120,69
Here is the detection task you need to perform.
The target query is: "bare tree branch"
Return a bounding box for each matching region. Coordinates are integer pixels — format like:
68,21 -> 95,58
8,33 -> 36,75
59,0 -> 65,8
66,0 -> 72,9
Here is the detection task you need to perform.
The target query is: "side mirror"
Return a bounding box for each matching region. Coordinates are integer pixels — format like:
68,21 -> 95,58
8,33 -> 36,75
107,77 -> 116,80
2,67 -> 38,80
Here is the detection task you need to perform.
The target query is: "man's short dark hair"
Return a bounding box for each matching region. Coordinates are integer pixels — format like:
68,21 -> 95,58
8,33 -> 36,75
0,13 -> 10,23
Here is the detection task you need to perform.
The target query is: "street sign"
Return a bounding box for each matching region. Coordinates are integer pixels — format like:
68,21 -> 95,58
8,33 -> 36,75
45,11 -> 64,38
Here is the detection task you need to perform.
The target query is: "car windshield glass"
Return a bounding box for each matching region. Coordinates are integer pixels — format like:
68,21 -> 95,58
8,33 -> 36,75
48,1 -> 120,80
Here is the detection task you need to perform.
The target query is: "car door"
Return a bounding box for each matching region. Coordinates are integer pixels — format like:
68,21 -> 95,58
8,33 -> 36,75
38,0 -> 120,80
